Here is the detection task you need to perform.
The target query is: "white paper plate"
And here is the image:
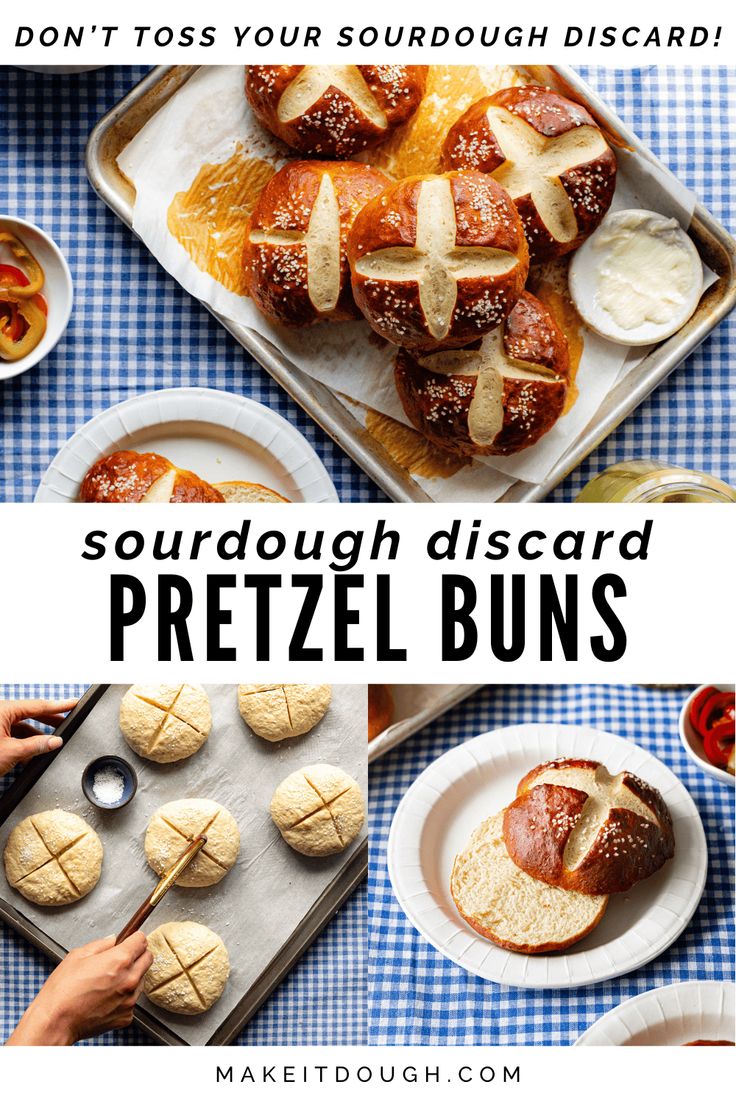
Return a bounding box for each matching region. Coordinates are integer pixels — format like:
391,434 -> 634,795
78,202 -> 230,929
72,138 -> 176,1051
387,723 -> 707,989
35,387 -> 339,503
576,981 -> 735,1045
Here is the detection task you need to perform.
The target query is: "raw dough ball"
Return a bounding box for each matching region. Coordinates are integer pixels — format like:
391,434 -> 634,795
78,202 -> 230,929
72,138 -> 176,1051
145,799 -> 240,887
144,921 -> 229,1015
238,684 -> 331,742
3,810 -> 103,906
270,763 -> 364,856
119,685 -> 211,763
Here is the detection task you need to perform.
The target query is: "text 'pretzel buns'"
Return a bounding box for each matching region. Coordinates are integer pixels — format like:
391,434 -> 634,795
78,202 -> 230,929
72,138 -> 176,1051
244,161 -> 389,326
348,171 -> 529,351
395,291 -> 569,456
503,758 -> 675,895
442,87 -> 617,261
245,65 -> 427,158
80,450 -> 224,503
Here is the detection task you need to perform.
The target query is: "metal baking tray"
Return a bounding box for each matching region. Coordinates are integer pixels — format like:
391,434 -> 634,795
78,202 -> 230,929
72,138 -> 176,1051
85,65 -> 736,502
0,686 -> 367,1046
369,684 -> 482,763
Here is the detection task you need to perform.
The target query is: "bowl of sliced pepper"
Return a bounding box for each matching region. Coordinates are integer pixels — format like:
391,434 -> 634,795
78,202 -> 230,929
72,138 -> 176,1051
0,215 -> 73,380
679,684 -> 735,787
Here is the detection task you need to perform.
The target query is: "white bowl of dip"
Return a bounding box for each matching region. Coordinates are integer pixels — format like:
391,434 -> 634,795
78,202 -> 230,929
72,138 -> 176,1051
569,208 -> 704,346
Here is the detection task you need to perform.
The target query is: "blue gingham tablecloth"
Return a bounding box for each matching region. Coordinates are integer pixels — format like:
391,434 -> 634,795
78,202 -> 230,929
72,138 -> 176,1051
0,685 -> 366,1046
0,65 -> 734,501
368,684 -> 735,1045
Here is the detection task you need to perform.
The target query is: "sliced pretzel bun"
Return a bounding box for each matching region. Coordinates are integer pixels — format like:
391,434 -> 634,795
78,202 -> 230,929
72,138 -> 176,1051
368,684 -> 394,741
214,481 -> 290,503
503,758 -> 675,896
395,290 -> 569,456
442,86 -> 617,262
244,160 -> 389,327
80,450 -> 224,503
451,811 -> 608,954
348,171 -> 529,352
245,65 -> 427,158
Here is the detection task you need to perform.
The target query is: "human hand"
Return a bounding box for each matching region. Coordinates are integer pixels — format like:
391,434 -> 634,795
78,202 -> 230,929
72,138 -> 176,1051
6,932 -> 153,1045
0,698 -> 77,778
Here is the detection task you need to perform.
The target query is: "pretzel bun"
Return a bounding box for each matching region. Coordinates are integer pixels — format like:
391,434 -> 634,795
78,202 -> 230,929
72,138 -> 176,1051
348,171 -> 529,352
395,291 -> 569,456
245,65 -> 427,158
245,160 -> 389,326
503,758 -> 675,896
368,684 -> 394,741
442,86 -> 617,262
80,450 -> 224,503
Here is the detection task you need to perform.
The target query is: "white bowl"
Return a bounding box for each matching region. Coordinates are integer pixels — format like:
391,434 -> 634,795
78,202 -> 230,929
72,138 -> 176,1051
679,684 -> 735,787
569,208 -> 703,346
0,215 -> 73,381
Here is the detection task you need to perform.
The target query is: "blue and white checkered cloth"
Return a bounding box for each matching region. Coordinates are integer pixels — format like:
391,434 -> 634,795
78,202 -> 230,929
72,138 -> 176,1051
369,683 -> 735,1045
0,685 -> 365,1046
0,66 -> 734,501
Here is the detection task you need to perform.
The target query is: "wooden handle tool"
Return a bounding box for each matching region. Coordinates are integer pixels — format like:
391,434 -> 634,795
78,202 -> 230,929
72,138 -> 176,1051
115,835 -> 207,945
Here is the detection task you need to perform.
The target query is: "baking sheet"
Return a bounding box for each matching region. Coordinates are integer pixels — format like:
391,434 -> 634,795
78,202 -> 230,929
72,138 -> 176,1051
369,684 -> 481,762
116,65 -> 717,499
0,684 -> 367,1046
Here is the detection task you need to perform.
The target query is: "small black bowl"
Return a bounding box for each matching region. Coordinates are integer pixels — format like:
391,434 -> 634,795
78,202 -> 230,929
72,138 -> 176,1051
82,755 -> 138,810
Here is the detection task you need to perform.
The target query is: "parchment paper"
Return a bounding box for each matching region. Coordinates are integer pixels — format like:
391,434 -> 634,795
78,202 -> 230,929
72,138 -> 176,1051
0,684 -> 367,1045
118,65 -> 714,498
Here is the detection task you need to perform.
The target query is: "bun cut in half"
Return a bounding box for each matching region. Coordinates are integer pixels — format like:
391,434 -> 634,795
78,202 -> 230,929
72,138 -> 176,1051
80,450 -> 224,503
451,811 -> 608,954
503,758 -> 675,896
395,290 -> 569,457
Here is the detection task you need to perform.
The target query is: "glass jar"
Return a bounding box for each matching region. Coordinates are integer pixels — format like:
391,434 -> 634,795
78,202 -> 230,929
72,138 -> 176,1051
576,461 -> 736,503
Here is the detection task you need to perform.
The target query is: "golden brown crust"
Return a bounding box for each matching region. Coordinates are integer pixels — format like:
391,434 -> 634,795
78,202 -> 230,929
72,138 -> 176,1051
80,450 -> 224,503
80,450 -> 171,502
244,160 -> 389,326
452,892 -> 608,954
348,171 -> 529,351
245,65 -> 427,158
442,86 -> 617,262
368,684 -> 394,741
504,758 -> 676,896
395,291 -> 569,456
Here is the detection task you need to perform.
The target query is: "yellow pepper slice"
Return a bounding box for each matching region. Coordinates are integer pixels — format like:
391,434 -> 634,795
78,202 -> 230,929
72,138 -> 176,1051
0,297 -> 47,361
0,231 -> 45,299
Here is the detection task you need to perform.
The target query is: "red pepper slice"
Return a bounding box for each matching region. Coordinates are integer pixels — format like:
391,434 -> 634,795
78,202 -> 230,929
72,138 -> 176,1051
703,725 -> 734,768
0,263 -> 30,288
689,686 -> 720,736
701,692 -> 735,733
